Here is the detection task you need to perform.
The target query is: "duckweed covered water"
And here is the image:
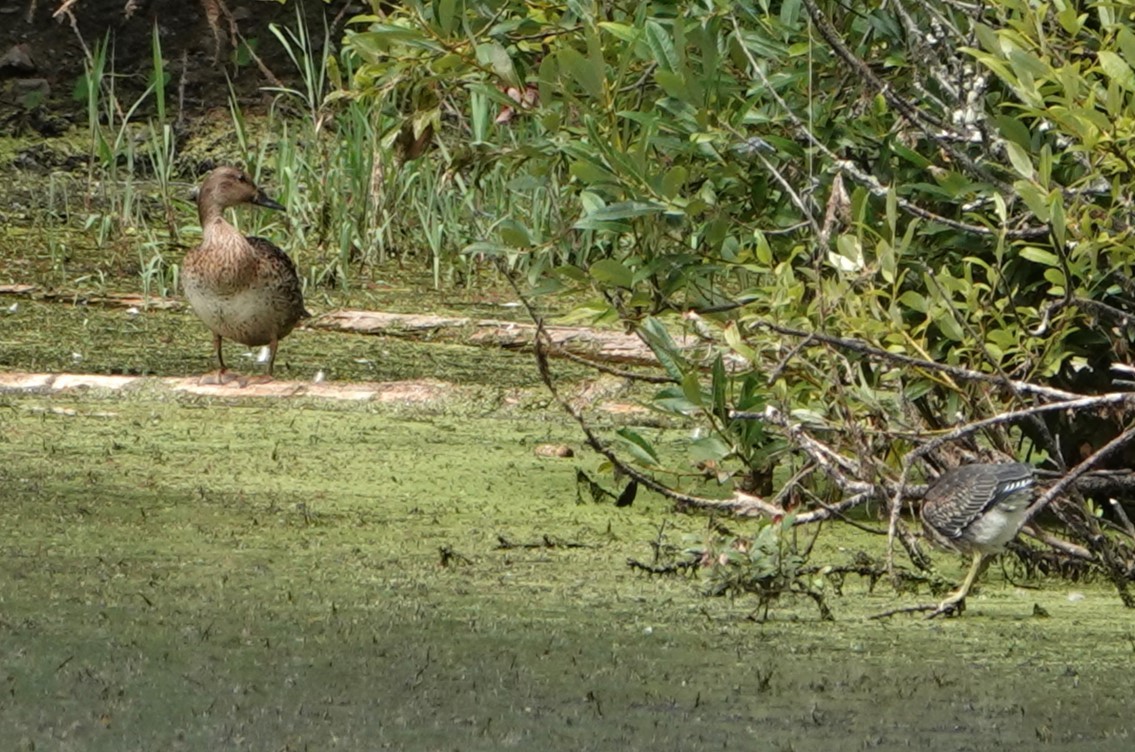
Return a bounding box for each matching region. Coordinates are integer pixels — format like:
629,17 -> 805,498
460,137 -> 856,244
0,391 -> 1131,751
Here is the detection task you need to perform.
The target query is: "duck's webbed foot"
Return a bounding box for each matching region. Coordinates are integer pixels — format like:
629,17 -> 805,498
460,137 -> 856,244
198,369 -> 243,386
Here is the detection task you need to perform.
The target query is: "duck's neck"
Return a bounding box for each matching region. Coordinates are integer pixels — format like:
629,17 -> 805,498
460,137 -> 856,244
199,200 -> 241,246
198,191 -> 227,221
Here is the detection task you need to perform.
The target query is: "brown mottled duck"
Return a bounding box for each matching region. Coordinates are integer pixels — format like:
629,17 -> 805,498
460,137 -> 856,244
183,166 -> 309,384
920,462 -> 1036,616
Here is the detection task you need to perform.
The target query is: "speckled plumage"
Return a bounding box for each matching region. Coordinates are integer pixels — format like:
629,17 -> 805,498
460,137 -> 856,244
920,462 -> 1036,616
183,167 -> 308,381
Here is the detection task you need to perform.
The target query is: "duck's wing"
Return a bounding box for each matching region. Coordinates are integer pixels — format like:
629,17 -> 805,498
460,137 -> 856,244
246,236 -> 300,276
246,236 -> 310,317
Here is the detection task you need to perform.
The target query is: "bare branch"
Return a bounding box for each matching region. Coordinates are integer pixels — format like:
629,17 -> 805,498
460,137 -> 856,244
1022,527 -> 1094,561
1028,424 -> 1135,520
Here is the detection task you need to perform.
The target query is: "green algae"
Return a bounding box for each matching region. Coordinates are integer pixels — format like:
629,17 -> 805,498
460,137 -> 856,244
0,391 -> 1131,751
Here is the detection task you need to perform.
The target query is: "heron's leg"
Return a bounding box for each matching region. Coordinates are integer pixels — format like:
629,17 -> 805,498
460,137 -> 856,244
928,552 -> 986,618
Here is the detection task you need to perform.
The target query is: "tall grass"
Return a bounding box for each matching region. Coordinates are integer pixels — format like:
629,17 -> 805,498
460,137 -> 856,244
66,6 -> 563,299
74,23 -> 181,297
245,4 -> 570,292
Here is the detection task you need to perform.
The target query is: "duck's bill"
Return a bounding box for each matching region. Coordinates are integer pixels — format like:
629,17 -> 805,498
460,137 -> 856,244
252,191 -> 285,211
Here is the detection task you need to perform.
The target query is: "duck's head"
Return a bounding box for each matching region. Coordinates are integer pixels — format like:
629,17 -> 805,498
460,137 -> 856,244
196,166 -> 285,212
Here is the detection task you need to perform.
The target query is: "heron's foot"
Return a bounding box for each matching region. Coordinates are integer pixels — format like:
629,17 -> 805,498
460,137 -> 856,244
926,595 -> 966,619
198,369 -> 242,386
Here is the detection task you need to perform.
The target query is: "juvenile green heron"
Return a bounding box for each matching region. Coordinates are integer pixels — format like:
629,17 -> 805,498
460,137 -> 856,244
183,166 -> 309,384
920,462 -> 1036,615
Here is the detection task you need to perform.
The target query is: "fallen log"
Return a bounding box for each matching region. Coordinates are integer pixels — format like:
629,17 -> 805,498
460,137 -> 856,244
308,309 -> 663,365
0,284 -> 739,369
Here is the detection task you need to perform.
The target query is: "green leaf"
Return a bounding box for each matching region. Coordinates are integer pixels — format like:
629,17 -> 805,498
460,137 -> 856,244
936,313 -> 965,342
681,372 -> 704,408
690,435 -> 732,463
616,427 -> 661,466
598,22 -> 641,45
558,47 -> 603,99
437,0 -> 457,36
639,317 -> 688,381
1050,196 -> 1066,248
569,160 -> 614,185
644,20 -> 679,71
654,69 -> 688,100
779,0 -> 802,27
1098,51 -> 1135,92
1004,141 -> 1034,180
723,322 -> 757,362
652,386 -> 701,415
1118,27 -> 1135,67
711,355 -> 727,419
1020,246 -> 1061,267
589,259 -> 634,288
1007,47 -> 1051,80
995,115 -> 1032,150
537,54 -> 558,105
498,220 -> 532,248
898,290 -> 928,313
903,379 -> 935,401
476,42 -> 518,87
1043,267 -> 1066,294
575,201 -> 665,225
660,166 -> 687,198
553,264 -> 588,283
972,24 -> 1002,55
1015,181 -> 1051,220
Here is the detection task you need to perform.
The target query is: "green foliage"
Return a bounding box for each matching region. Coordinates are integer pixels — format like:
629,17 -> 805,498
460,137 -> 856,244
60,1 -> 1135,528
328,0 -> 1135,511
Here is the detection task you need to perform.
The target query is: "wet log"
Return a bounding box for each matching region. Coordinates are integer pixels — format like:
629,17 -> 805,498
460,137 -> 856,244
308,310 -> 664,366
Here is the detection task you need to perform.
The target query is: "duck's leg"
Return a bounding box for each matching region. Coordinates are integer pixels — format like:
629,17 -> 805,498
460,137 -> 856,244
928,552 -> 987,618
239,337 -> 278,386
267,337 -> 278,377
199,333 -> 241,385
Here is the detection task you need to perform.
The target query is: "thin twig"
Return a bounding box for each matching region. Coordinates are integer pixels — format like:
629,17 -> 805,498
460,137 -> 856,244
868,603 -> 939,619
1073,297 -> 1135,329
799,0 -> 1009,192
727,11 -> 1046,240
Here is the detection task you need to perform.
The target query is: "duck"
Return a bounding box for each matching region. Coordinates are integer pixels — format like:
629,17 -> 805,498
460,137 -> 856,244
183,166 -> 309,384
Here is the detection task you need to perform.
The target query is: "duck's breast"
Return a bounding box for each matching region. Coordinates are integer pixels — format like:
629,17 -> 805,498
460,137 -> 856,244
183,236 -> 305,346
